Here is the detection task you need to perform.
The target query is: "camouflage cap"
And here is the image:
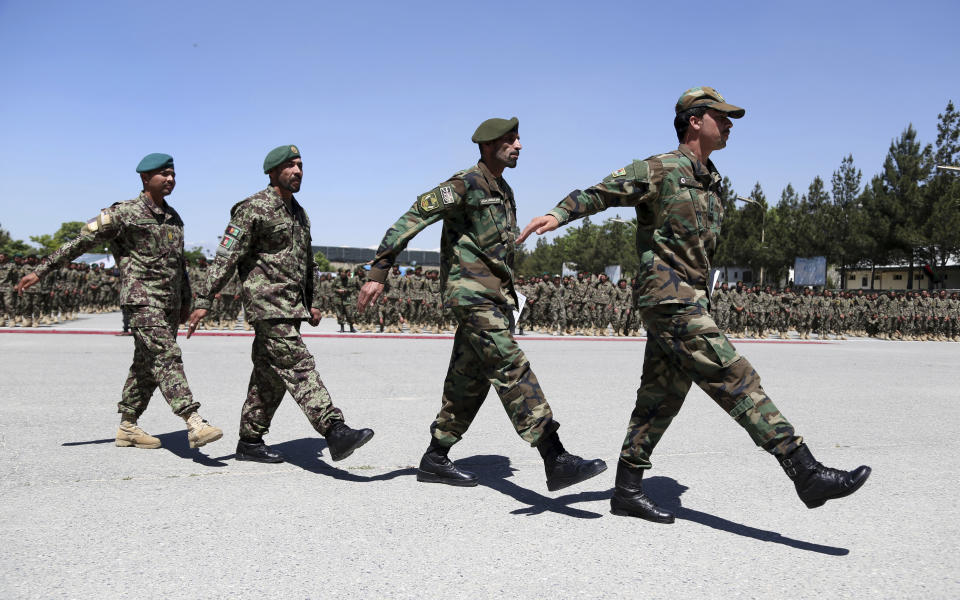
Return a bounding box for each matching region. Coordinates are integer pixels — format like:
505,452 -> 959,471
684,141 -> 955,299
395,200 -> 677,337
675,86 -> 745,118
136,153 -> 174,173
471,117 -> 519,143
263,144 -> 301,173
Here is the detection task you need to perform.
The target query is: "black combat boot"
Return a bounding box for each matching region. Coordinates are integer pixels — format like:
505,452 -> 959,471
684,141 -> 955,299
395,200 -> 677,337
778,444 -> 871,508
339,324 -> 345,332
325,422 -> 375,461
537,432 -> 607,492
609,460 -> 675,523
236,438 -> 285,463
416,439 -> 478,486
349,323 -> 357,333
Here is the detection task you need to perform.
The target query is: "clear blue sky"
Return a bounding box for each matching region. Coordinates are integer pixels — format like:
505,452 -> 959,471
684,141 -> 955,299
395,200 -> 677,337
1,0 -> 957,255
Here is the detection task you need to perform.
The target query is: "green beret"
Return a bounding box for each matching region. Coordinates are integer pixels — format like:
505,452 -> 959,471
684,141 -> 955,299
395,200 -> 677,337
471,117 -> 519,143
263,144 -> 301,173
136,153 -> 174,173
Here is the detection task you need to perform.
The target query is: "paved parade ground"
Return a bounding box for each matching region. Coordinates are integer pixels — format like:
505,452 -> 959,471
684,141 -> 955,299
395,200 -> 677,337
1,313 -> 957,599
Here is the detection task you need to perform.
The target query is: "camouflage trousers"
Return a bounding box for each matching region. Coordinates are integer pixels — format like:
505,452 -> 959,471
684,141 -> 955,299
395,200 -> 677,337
620,301 -> 802,469
240,319 -> 344,440
120,306 -> 199,419
335,299 -> 355,326
432,304 -> 559,448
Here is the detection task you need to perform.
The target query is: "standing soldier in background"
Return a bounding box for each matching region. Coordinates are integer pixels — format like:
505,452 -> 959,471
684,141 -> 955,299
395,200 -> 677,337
613,278 -> 632,336
218,269 -> 242,330
712,282 -> 729,333
15,153 -> 222,450
0,253 -> 17,326
334,268 -> 357,333
358,117 -> 606,492
728,282 -> 746,337
20,256 -> 42,326
520,87 -> 870,522
382,264 -> 405,333
188,144 -> 374,464
594,273 -> 616,336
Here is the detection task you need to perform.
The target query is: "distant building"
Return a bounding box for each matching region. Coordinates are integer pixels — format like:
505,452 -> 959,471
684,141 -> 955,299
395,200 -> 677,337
312,245 -> 440,271
844,262 -> 960,290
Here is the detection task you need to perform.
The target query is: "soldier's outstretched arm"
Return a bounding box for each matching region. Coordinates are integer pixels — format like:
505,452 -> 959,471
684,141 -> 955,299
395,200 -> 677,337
187,207 -> 256,337
361,181 -> 461,309
517,215 -> 560,244
519,163 -> 654,244
23,208 -> 121,293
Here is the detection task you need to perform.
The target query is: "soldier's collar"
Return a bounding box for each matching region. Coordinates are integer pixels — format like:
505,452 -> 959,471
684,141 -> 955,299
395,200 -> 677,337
677,144 -> 720,182
139,192 -> 169,216
477,160 -> 508,196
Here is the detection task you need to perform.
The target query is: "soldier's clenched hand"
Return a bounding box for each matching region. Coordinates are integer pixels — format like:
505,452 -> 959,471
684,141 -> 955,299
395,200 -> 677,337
358,280 -> 384,312
186,308 -> 207,338
309,308 -> 322,327
517,215 -> 559,244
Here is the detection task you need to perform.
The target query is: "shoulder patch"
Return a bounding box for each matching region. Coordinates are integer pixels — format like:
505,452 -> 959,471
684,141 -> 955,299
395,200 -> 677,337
439,185 -> 455,205
418,190 -> 441,214
611,168 -> 627,178
82,210 -> 114,234
225,223 -> 245,238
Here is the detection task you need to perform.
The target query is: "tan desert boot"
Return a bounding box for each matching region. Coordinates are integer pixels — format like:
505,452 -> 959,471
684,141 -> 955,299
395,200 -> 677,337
116,419 -> 162,449
184,412 -> 223,449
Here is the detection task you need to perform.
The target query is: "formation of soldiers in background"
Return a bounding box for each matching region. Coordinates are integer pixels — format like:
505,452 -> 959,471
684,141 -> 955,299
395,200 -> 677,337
0,253 -> 121,327
3,252 -> 959,341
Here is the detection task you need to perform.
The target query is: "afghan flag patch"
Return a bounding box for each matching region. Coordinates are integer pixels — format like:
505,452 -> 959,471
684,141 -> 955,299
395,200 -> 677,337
220,236 -> 237,250
225,223 -> 244,238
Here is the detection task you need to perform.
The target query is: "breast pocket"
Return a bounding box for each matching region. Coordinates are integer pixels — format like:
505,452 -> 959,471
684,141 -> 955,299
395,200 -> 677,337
474,199 -> 508,249
662,189 -> 702,240
129,219 -> 162,255
261,219 -> 292,253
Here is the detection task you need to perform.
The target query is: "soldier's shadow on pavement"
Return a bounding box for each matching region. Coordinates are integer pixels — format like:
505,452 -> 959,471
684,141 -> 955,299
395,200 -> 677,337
236,437 -> 416,482
463,454 -> 607,519
645,476 -> 850,556
153,431 -> 229,467
62,432 -> 229,467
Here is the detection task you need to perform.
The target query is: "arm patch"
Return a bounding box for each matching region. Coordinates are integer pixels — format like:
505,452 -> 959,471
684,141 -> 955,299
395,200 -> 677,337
81,210 -> 115,234
417,189 -> 443,216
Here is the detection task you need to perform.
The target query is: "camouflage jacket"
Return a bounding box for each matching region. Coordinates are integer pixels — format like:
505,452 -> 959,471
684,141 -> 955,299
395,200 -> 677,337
197,186 -> 318,322
0,261 -> 20,290
548,144 -> 723,311
33,193 -> 191,312
368,161 -> 519,309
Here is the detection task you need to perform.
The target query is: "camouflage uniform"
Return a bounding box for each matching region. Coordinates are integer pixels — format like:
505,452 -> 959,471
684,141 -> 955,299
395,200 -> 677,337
711,284 -> 729,332
0,255 -> 19,325
547,143 -> 801,469
613,280 -> 632,335
32,193 -> 200,418
197,186 -> 345,440
368,161 -> 559,448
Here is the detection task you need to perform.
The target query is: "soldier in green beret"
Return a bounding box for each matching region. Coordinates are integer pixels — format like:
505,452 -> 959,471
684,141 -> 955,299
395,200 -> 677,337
15,153 -> 223,450
359,118 -> 607,491
520,87 -> 871,522
188,145 -> 374,464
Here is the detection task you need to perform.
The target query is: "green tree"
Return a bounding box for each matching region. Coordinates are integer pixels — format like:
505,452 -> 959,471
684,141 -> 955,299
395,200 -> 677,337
830,155 -> 869,287
921,101 -> 960,281
0,223 -> 33,256
30,221 -> 110,254
184,246 -> 207,263
877,125 -> 933,288
313,250 -> 332,271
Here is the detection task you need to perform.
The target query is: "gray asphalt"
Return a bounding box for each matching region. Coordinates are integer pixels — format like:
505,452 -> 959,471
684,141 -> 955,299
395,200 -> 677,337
1,313 -> 957,599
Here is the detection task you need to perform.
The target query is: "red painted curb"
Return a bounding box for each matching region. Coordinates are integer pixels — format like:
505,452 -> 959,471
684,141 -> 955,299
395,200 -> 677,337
0,327 -> 831,344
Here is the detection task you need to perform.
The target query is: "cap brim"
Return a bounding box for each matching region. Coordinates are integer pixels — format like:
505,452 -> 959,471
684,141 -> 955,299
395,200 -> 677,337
710,102 -> 745,118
